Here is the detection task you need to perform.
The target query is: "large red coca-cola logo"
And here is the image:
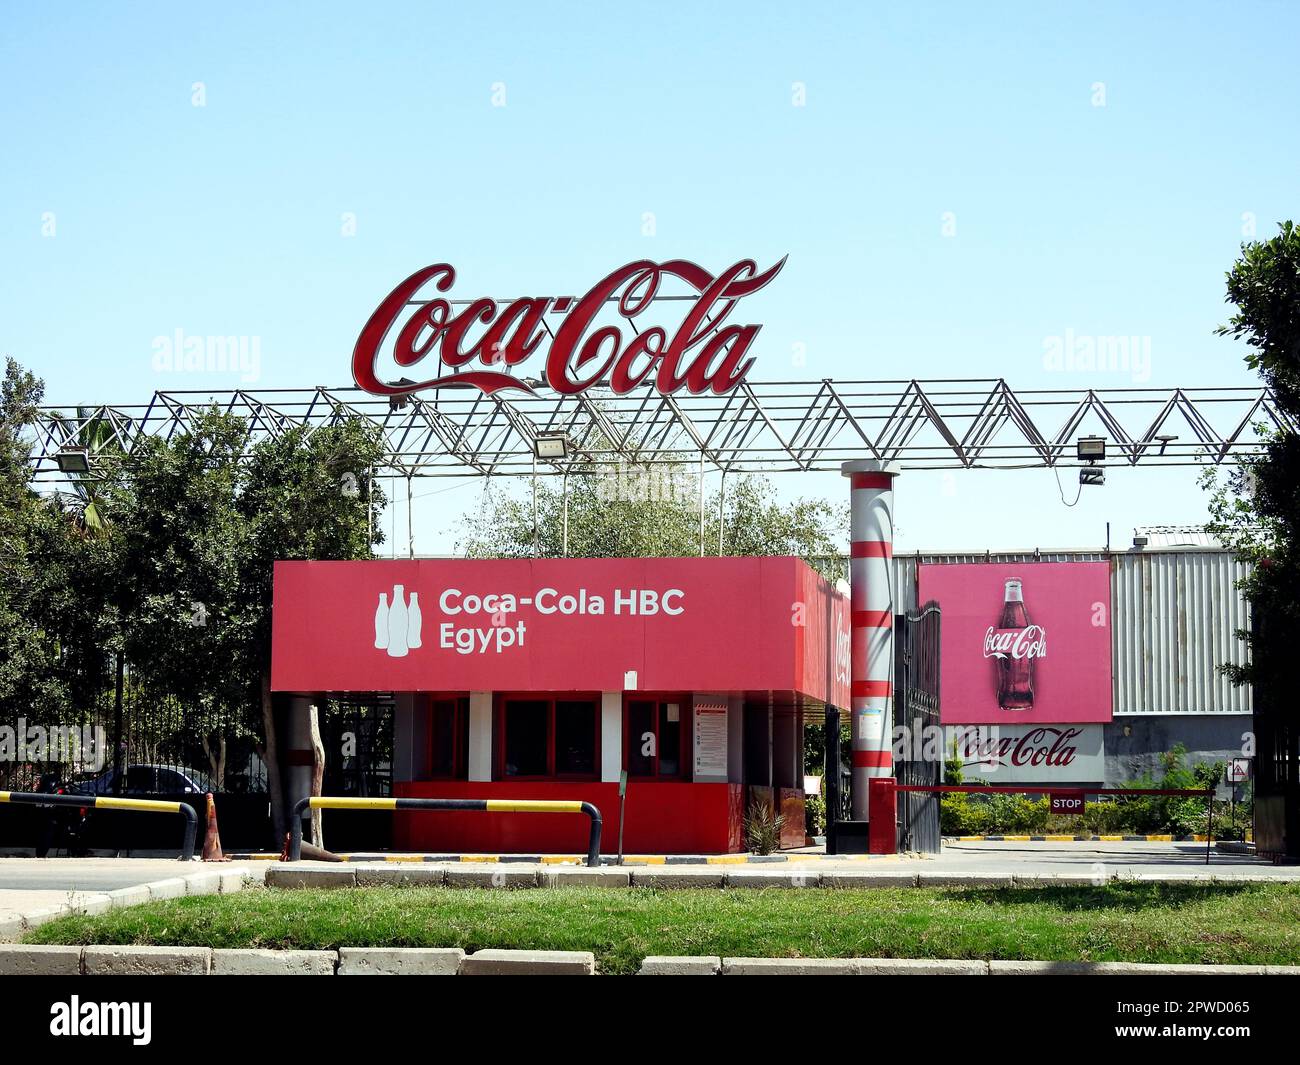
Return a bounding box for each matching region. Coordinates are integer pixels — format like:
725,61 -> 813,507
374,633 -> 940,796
352,257 -> 787,399
959,726 -> 1082,768
982,625 -> 1047,660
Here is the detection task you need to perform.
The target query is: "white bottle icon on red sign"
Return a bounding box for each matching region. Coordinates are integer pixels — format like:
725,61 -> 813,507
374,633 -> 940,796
374,593 -> 389,649
373,585 -> 421,658
407,593 -> 422,648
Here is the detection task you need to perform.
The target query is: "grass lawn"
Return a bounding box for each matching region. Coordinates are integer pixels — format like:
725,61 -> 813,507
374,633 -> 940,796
24,882 -> 1300,975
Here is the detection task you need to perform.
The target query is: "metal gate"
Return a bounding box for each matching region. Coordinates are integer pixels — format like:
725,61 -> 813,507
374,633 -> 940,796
894,601 -> 941,853
321,694 -> 394,799
316,694 -> 395,852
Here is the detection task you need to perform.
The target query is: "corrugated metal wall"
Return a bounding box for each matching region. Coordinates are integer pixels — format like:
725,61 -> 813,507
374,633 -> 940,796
1110,551 -> 1252,715
892,549 -> 1251,716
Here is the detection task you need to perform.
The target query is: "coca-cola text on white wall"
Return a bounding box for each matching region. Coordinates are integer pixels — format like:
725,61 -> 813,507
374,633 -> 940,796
946,724 -> 1106,782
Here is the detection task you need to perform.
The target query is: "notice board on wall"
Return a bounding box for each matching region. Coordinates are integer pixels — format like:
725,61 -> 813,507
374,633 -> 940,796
693,698 -> 728,781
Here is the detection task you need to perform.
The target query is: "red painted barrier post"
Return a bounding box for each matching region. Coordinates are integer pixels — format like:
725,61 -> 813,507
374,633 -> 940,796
867,777 -> 897,854
842,460 -> 900,821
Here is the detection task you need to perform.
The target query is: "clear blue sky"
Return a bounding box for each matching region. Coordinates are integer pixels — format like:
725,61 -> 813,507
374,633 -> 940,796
3,2 -> 1296,553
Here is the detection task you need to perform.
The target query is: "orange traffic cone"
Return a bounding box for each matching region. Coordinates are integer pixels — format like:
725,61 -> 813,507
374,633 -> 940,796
201,792 -> 229,862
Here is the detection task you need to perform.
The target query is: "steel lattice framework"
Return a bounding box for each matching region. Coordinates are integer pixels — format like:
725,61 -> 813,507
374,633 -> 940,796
28,378 -> 1286,482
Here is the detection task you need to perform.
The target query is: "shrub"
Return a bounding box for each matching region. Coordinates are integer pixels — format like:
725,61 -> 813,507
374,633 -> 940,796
744,797 -> 785,855
938,744 -> 1250,837
804,793 -> 826,836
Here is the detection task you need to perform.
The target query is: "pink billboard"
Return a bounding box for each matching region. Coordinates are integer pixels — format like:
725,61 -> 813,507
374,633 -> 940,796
918,562 -> 1112,725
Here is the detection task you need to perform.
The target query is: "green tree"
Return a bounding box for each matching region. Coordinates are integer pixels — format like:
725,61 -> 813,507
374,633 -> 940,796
110,411 -> 386,843
0,358 -> 69,727
459,464 -> 846,579
1,364 -> 386,834
1202,221 -> 1300,691
110,409 -> 252,720
0,359 -> 116,736
1202,221 -> 1300,854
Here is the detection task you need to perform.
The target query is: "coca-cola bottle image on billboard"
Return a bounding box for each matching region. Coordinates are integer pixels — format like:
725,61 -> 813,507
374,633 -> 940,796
982,577 -> 1046,710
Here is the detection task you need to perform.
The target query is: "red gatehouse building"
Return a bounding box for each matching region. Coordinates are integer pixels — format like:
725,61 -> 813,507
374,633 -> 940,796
271,556 -> 850,854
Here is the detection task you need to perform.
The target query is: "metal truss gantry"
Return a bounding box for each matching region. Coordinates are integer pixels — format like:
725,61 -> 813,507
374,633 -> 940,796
28,378 -> 1287,483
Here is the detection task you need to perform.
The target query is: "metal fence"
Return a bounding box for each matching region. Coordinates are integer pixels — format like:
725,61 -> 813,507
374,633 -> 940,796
0,672 -> 268,797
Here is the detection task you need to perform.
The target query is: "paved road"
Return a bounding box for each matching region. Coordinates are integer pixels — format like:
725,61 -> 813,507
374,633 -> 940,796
0,857 -> 262,927
910,840 -> 1293,877
0,857 -> 203,893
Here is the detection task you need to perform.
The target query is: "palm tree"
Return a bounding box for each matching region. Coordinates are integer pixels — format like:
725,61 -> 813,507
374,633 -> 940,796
52,407 -> 128,537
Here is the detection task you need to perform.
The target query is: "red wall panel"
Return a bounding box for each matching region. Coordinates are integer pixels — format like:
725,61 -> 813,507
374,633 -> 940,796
392,780 -> 744,854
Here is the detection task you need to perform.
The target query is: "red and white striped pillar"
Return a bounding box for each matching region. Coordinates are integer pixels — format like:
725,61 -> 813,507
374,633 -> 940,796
841,460 -> 899,821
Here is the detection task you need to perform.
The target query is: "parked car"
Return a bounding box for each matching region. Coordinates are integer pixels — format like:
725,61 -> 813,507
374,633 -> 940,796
66,763 -> 215,797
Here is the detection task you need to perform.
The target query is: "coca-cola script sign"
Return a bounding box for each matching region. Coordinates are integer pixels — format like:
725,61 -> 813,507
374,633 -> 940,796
353,258 -> 786,399
982,625 -> 1047,662
920,562 -> 1112,725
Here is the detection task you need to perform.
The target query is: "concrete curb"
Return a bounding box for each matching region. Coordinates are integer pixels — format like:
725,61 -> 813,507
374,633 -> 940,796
988,960 -> 1271,975
83,945 -> 211,975
630,869 -> 727,889
724,870 -> 821,889
916,873 -> 1016,888
819,872 -> 920,888
338,947 -> 465,975
638,955 -> 722,975
0,863 -> 267,942
459,949 -> 596,975
2,942 -> 1298,975
1011,874 -> 1111,887
211,949 -> 337,975
256,861 -> 1300,891
722,957 -> 860,975
0,944 -> 597,974
354,864 -> 447,888
541,867 -> 632,888
265,866 -> 357,890
856,958 -> 988,975
445,867 -> 540,889
0,943 -> 82,975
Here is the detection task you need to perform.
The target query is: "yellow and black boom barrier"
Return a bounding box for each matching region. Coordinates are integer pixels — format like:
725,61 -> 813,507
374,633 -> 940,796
0,790 -> 198,861
289,796 -> 603,866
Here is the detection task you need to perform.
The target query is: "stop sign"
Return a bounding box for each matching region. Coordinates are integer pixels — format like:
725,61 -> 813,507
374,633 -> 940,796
1051,792 -> 1085,814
